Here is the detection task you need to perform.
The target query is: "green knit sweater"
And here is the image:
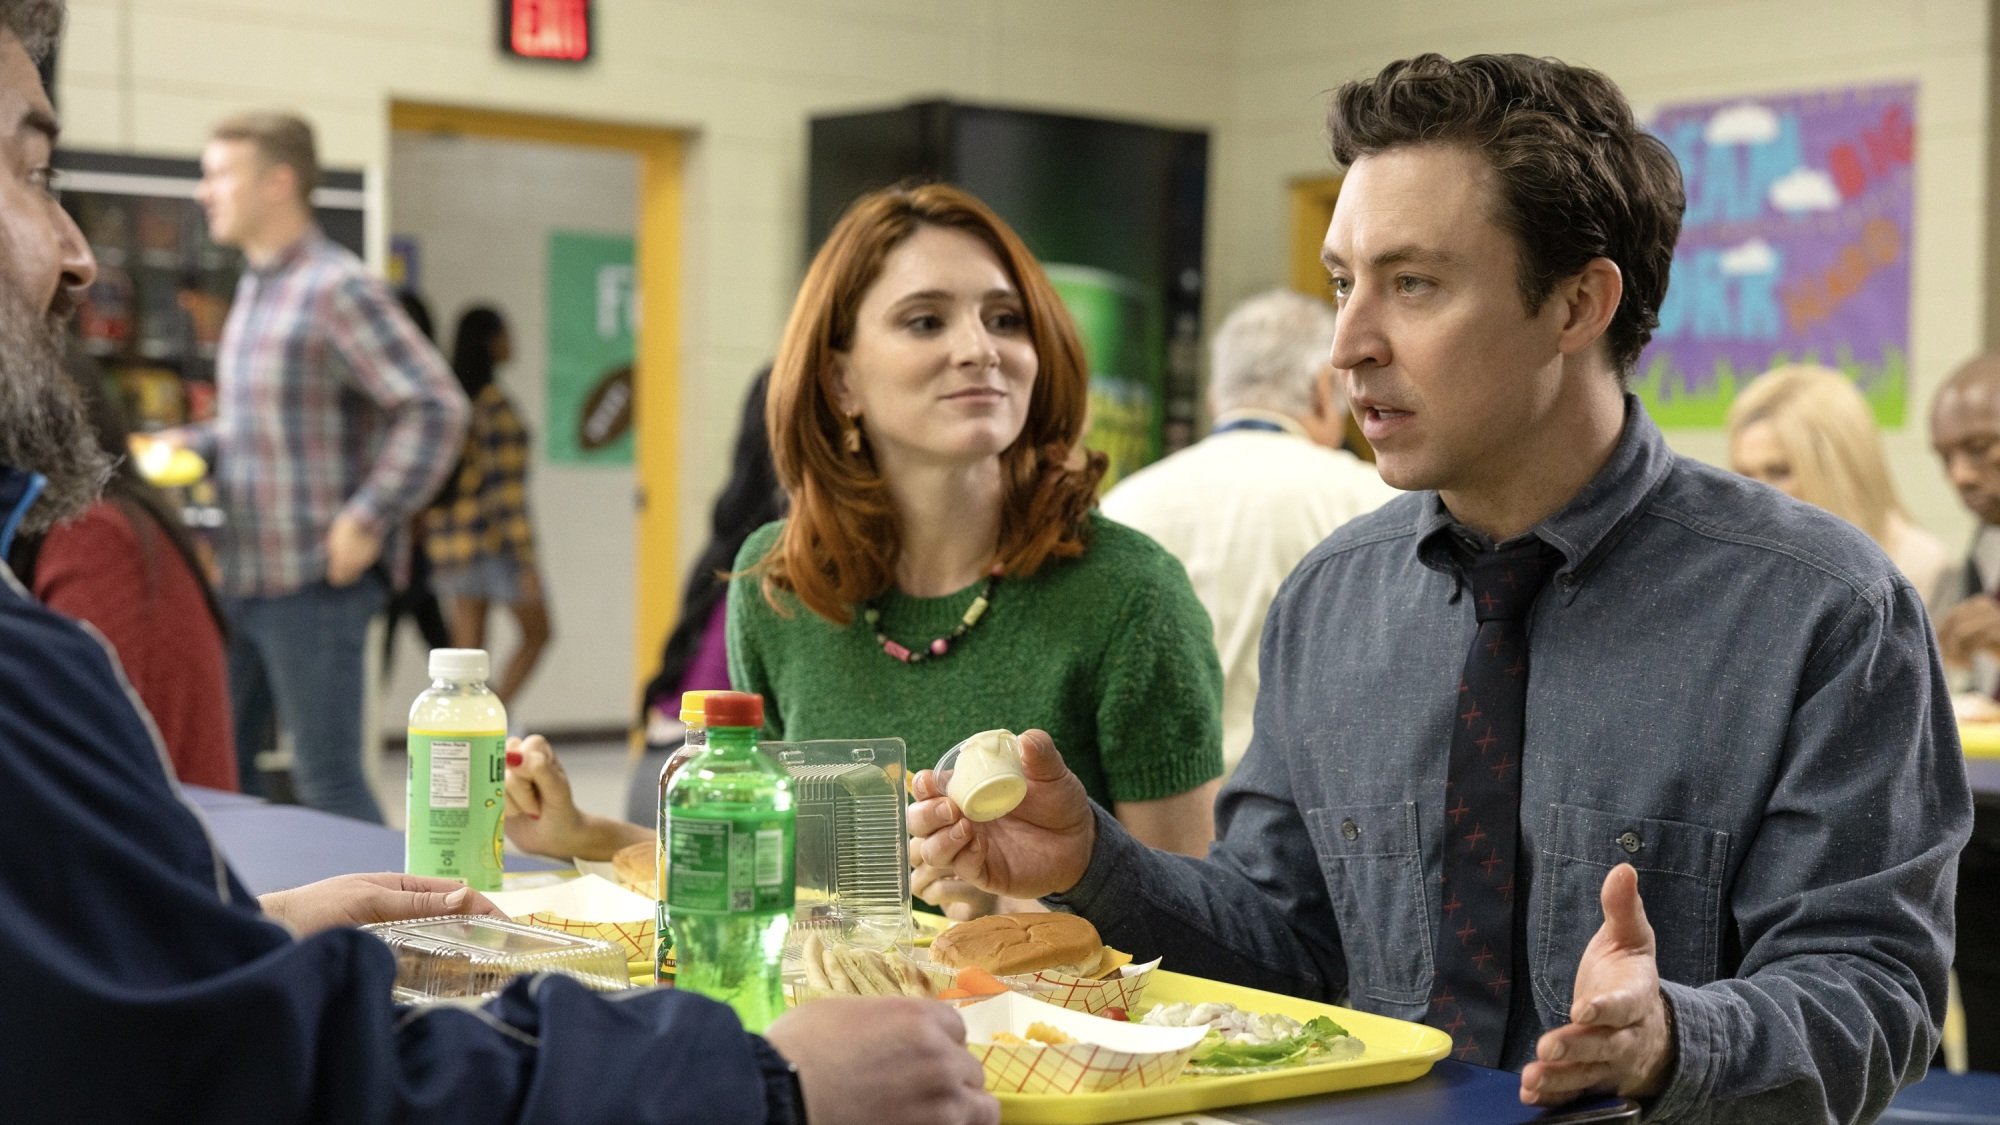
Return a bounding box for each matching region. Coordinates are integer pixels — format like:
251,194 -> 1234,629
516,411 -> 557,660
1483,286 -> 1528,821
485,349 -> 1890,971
727,513 -> 1223,808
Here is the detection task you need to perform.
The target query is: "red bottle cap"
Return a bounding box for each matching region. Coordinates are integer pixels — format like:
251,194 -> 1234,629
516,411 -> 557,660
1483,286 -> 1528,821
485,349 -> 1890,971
702,691 -> 764,729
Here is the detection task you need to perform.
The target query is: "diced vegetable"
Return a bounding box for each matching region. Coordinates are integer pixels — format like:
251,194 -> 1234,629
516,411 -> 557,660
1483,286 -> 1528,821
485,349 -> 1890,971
954,967 -> 1010,996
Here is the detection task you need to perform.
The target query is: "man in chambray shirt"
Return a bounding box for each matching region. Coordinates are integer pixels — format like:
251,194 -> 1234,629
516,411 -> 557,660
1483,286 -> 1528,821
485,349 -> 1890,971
912,53 -> 1968,1124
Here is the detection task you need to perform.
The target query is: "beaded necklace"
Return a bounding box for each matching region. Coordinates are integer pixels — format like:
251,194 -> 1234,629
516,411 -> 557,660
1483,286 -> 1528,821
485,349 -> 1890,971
863,564 -> 1002,664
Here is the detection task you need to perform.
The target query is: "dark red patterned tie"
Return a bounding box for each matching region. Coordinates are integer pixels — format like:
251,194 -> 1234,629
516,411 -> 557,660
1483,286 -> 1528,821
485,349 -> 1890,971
1428,538 -> 1561,1065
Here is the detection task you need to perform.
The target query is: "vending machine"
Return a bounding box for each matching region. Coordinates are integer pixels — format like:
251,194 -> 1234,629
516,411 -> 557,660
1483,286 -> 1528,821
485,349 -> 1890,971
54,150 -> 368,540
56,150 -> 367,433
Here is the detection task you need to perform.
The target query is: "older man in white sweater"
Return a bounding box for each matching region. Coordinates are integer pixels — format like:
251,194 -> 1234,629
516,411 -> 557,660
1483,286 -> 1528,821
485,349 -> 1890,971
1102,289 -> 1396,773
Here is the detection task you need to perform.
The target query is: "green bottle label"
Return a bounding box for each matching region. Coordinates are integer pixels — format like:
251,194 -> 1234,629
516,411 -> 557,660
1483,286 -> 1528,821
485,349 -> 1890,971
666,812 -> 795,915
654,814 -> 676,981
405,730 -> 507,892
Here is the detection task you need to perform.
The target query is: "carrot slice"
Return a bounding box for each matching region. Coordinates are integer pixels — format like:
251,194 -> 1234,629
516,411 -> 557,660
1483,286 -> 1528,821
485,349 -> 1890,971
955,967 -> 1009,996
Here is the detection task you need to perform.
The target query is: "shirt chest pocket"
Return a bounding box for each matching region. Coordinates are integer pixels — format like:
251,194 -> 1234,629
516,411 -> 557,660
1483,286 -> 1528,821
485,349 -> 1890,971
1532,803 -> 1730,1018
1305,802 -> 1434,1007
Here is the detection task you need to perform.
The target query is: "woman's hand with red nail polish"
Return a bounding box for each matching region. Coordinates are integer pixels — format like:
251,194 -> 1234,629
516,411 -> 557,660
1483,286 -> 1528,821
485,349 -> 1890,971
502,735 -> 651,861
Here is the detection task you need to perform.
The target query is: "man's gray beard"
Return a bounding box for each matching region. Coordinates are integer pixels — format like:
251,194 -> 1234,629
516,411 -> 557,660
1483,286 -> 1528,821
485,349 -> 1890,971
0,294 -> 114,537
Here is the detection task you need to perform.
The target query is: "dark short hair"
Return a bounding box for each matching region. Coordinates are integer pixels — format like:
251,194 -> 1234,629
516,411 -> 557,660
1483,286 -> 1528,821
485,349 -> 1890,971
0,0 -> 61,64
1326,53 -> 1685,376
211,111 -> 320,202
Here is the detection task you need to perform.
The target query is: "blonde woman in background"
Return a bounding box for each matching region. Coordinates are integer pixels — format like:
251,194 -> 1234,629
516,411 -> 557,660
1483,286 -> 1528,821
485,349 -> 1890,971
1728,364 -> 1950,607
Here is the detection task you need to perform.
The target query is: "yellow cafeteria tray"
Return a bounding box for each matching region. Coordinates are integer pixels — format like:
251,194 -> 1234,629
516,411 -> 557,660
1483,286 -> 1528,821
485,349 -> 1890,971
993,969 -> 1451,1125
1962,722 -> 2000,759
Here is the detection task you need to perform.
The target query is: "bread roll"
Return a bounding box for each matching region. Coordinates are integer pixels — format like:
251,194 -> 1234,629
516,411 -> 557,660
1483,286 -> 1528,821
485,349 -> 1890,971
611,840 -> 656,897
929,912 -> 1109,977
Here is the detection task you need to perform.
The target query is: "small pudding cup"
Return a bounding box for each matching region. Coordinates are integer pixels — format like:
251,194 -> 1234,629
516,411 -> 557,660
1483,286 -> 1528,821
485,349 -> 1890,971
937,729 -> 1027,822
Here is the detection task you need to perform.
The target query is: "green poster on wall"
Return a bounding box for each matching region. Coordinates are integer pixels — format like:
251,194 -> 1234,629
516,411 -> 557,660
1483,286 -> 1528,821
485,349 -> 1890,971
547,231 -> 637,465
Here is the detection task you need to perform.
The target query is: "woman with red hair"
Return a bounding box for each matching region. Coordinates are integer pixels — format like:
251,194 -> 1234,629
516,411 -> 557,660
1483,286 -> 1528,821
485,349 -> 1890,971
733,183 -> 1223,917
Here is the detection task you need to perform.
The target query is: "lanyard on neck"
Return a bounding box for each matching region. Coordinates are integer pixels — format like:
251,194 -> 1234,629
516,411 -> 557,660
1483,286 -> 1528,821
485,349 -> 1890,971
1209,418 -> 1287,437
0,470 -> 47,558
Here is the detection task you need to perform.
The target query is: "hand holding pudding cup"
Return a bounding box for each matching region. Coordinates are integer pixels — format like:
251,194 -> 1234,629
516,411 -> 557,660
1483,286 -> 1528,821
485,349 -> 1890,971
908,729 -> 1099,900
936,730 -> 1030,822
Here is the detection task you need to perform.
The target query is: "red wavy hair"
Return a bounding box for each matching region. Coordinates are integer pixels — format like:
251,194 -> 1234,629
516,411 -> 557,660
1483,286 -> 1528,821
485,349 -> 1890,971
758,182 -> 1107,624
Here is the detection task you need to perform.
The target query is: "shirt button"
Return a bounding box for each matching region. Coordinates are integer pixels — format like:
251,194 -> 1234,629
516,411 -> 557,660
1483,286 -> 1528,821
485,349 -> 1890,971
1340,818 -> 1360,841
1618,831 -> 1643,854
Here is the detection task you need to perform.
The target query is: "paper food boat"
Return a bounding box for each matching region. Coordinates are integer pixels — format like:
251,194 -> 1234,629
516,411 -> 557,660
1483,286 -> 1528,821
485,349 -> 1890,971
485,874 -> 655,966
917,948 -> 1162,1015
960,991 -> 1207,1094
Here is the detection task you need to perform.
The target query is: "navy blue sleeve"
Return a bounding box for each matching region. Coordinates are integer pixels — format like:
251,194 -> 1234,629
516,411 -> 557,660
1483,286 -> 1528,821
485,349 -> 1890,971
0,582 -> 773,1123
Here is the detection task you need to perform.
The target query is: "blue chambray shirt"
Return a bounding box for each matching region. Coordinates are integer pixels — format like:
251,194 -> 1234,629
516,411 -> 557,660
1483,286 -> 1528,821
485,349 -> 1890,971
1056,398 -> 1970,1124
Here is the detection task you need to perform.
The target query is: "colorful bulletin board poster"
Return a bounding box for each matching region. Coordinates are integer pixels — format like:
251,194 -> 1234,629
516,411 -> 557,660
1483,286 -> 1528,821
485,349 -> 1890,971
547,231 -> 637,465
1638,82 -> 1914,427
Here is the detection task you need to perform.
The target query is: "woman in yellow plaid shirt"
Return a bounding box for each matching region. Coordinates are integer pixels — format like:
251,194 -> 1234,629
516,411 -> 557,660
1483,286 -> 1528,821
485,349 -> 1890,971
424,306 -> 552,706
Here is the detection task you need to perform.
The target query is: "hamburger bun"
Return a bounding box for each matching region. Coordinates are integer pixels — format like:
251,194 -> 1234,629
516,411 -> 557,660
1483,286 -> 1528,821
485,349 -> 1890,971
930,912 -> 1127,978
611,840 -> 656,897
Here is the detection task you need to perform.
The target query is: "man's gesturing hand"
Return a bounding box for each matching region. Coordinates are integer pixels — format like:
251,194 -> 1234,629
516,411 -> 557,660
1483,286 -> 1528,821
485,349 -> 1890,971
906,729 -> 1097,901
1521,863 -> 1676,1107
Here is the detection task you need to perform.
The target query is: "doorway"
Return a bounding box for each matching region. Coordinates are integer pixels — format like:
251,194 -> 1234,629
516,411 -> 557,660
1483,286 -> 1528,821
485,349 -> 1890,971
383,103 -> 684,747
1288,173 -> 1372,462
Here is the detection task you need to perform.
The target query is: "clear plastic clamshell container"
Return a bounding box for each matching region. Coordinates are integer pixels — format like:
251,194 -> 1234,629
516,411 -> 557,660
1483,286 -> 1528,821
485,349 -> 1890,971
770,739 -> 912,959
363,914 -> 633,1005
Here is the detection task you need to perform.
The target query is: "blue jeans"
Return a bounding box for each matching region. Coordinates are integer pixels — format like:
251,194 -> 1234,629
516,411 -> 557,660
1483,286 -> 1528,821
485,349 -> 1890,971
225,576 -> 386,823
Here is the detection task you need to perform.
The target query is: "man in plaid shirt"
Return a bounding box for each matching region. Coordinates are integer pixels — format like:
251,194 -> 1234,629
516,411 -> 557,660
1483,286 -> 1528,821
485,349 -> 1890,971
175,112 -> 467,823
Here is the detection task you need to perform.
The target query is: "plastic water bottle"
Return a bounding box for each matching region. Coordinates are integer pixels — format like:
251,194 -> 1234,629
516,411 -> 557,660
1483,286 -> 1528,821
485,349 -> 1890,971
405,648 -> 507,891
665,691 -> 794,1031
654,689 -> 718,984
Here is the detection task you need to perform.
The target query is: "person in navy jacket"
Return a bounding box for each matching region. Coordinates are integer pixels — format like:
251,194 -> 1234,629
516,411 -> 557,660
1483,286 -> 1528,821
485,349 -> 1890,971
0,4 -> 995,1122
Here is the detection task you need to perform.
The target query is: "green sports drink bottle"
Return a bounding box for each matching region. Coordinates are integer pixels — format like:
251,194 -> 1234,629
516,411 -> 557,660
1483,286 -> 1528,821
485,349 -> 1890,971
664,691 -> 794,1031
654,689 -> 719,984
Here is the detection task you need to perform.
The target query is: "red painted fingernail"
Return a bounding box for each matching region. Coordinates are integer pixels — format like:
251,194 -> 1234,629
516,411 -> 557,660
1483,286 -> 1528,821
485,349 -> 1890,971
530,811 -> 540,820
506,749 -> 523,768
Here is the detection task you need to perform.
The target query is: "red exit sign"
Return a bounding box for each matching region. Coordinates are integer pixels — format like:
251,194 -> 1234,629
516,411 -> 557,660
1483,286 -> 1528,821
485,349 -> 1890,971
500,0 -> 592,63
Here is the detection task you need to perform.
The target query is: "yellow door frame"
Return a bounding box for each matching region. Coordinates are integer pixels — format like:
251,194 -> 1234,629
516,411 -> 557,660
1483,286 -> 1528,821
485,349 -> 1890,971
1287,173 -> 1372,461
1288,173 -> 1343,297
389,102 -> 685,736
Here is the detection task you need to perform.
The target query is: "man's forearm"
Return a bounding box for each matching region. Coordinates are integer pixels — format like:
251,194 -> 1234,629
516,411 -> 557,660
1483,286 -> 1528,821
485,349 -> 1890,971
1645,952 -> 1941,1125
349,391 -> 467,528
1048,804 -> 1341,1000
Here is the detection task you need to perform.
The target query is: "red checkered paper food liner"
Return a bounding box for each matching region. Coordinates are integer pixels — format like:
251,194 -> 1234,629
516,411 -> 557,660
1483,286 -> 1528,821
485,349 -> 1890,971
917,952 -> 1161,1014
959,992 -> 1205,1094
485,875 -> 658,968
514,913 -> 654,966
1003,959 -> 1157,1014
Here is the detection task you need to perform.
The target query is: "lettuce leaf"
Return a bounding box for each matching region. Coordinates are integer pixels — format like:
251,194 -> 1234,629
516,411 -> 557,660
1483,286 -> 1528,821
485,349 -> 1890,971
1188,1015 -> 1355,1071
